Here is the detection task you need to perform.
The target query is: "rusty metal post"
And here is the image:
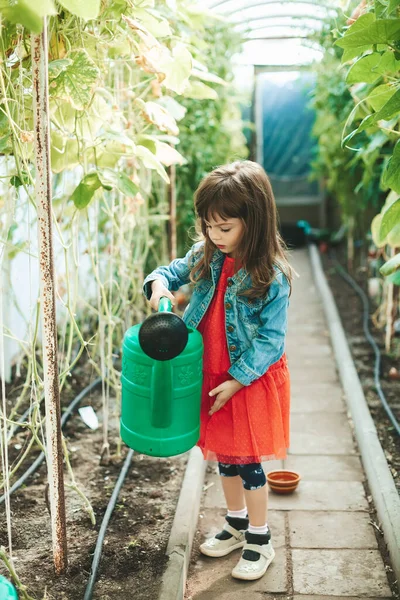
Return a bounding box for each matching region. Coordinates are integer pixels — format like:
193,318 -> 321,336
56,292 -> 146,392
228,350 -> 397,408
169,164 -> 177,261
31,19 -> 68,574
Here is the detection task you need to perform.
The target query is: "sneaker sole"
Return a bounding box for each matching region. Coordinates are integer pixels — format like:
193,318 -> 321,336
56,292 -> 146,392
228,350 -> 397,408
231,549 -> 275,580
200,539 -> 246,558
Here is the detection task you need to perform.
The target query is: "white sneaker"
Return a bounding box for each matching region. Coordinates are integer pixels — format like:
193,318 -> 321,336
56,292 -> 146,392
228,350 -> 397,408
200,522 -> 246,557
231,541 -> 275,580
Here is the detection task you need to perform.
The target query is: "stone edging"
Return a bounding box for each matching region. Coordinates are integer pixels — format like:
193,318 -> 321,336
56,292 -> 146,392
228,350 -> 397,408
158,446 -> 207,600
309,243 -> 400,587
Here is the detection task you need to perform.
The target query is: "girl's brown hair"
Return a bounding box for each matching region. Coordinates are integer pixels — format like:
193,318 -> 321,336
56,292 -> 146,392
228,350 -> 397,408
190,160 -> 293,298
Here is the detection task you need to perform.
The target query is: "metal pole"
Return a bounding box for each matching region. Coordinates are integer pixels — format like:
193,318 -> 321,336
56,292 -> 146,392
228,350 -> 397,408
31,18 -> 68,574
169,165 -> 177,261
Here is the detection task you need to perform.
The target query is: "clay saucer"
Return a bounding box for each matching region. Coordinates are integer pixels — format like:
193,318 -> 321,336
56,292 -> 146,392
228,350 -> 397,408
266,470 -> 301,494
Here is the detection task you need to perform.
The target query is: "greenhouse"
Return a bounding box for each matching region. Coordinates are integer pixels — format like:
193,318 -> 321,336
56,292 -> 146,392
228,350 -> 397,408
0,0 -> 399,598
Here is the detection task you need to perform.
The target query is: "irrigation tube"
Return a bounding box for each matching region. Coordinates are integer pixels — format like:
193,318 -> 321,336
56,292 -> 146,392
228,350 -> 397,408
332,255 -> 400,437
7,347 -> 82,444
310,243 -> 400,585
83,448 -> 134,600
0,376 -> 102,505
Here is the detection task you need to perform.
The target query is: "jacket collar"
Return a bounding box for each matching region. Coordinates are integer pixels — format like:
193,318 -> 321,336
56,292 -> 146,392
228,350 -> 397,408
210,249 -> 250,290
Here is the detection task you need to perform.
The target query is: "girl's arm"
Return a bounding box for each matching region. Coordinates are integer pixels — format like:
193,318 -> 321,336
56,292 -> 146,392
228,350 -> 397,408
228,272 -> 290,386
142,241 -> 204,300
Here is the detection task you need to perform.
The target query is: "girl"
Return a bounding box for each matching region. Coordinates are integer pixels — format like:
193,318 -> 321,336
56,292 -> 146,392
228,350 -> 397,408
143,160 -> 292,581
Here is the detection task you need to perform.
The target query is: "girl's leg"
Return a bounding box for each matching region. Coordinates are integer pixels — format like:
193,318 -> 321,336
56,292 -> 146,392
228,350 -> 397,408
231,463 -> 274,581
244,485 -> 267,527
237,463 -> 268,528
221,475 -> 246,511
218,462 -> 246,511
199,463 -> 248,557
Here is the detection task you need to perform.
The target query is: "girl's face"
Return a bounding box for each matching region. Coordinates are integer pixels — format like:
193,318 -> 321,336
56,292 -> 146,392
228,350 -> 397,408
205,214 -> 244,258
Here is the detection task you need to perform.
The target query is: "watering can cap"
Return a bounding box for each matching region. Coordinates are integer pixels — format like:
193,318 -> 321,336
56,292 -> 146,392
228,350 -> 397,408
139,296 -> 188,361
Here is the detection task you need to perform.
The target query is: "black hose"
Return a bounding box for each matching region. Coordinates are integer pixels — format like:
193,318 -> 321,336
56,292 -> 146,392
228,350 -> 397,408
0,376 -> 102,505
83,448 -> 134,600
7,346 -> 82,443
332,255 -> 400,436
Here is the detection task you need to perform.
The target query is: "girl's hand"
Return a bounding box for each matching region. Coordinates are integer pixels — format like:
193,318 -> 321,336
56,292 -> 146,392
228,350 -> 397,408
208,379 -> 244,415
149,279 -> 175,311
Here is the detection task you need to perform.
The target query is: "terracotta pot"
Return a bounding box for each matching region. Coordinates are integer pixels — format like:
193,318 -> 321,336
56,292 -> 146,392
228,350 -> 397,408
266,470 -> 301,494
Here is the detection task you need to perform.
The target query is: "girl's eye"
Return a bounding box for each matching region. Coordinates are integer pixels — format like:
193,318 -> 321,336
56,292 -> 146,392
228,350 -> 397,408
221,229 -> 231,233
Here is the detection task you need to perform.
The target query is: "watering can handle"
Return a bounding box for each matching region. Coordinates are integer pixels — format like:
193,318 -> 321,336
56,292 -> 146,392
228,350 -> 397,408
158,297 -> 172,312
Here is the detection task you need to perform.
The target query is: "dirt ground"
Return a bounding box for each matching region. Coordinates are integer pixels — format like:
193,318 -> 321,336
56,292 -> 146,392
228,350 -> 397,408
0,368 -> 187,600
322,251 -> 400,493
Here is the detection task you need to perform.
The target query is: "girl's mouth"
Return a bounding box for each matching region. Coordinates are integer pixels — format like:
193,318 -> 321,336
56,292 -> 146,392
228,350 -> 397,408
216,244 -> 226,249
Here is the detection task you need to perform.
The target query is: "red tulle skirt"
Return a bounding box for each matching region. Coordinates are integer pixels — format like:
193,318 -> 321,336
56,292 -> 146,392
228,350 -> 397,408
196,256 -> 290,464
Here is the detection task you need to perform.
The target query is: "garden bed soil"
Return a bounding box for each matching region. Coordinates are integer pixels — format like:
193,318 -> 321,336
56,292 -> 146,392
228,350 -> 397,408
0,380 -> 187,600
322,251 -> 400,494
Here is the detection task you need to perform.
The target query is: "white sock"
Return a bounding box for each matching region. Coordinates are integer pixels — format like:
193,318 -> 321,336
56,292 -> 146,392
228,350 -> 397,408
248,523 -> 269,535
227,507 -> 248,519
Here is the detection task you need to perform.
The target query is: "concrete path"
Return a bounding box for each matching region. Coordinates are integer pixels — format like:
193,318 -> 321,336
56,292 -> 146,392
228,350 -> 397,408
184,249 -> 393,600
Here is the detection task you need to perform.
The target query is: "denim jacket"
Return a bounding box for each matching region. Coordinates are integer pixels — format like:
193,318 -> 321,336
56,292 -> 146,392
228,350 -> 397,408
142,242 -> 290,386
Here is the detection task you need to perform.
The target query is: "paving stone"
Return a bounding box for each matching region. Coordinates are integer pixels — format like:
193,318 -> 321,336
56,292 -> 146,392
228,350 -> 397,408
262,459 -> 284,473
292,549 -> 392,596
187,546 -> 287,596
267,482 -> 368,512
291,391 -> 345,413
293,597 -> 392,600
289,368 -> 338,385
289,413 -> 355,455
289,511 -> 378,548
198,509 -> 286,549
282,455 -> 363,481
205,479 -> 368,512
286,342 -> 332,354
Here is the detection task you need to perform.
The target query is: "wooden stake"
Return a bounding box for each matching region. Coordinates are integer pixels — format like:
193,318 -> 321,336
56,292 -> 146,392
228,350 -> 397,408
31,19 -> 68,574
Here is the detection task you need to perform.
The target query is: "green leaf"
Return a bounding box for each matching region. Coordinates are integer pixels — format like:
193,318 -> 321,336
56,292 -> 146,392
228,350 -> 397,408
382,140 -> 400,194
57,0 -> 100,19
191,68 -> 227,86
71,173 -> 102,209
162,43 -> 193,94
132,8 -> 172,37
183,80 -> 218,100
380,198 -> 400,238
388,222 -> 400,246
340,15 -> 375,62
366,83 -> 396,111
98,169 -> 139,196
380,252 -> 400,275
50,130 -> 80,173
346,53 -> 382,84
0,0 -> 57,33
375,0 -> 387,19
49,49 -> 100,110
136,135 -> 157,154
374,88 -> 400,120
387,270 -> 400,285
48,58 -> 72,78
155,141 -> 187,166
336,19 -> 400,49
374,50 -> 400,74
389,0 -> 400,13
156,97 -> 187,121
135,145 -> 170,183
371,214 -> 387,247
115,173 -> 139,197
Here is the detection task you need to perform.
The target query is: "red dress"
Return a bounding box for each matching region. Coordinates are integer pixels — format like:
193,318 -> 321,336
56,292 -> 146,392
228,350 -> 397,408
197,256 -> 290,464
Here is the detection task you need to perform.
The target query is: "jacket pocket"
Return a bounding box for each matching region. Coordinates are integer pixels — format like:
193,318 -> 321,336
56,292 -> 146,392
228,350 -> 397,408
236,295 -> 263,323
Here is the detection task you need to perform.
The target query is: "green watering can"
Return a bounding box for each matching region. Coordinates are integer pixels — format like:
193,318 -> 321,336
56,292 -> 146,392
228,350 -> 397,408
120,297 -> 203,457
0,576 -> 18,599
